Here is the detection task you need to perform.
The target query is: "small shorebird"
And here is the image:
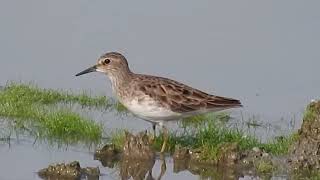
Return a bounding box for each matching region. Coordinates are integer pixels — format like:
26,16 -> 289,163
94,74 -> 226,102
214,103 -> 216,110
76,52 -> 242,153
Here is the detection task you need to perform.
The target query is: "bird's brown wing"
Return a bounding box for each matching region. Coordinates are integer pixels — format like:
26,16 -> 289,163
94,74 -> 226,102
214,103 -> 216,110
132,75 -> 242,114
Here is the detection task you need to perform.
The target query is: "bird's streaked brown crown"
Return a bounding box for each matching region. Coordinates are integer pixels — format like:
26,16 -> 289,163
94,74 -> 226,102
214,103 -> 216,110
99,52 -> 129,67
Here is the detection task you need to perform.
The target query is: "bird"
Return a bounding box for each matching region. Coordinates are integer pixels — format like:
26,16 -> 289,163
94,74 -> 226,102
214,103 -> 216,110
76,52 -> 242,153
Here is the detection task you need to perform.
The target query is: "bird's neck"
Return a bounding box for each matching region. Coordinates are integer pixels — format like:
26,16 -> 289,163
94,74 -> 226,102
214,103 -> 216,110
108,69 -> 133,94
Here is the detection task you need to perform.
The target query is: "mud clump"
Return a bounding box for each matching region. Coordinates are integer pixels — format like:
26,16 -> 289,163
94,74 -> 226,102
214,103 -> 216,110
38,161 -> 100,180
94,131 -> 155,164
95,131 -> 156,179
289,100 -> 320,170
122,131 -> 155,160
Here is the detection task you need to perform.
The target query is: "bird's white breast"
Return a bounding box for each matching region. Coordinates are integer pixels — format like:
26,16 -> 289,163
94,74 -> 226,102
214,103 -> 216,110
122,96 -> 181,122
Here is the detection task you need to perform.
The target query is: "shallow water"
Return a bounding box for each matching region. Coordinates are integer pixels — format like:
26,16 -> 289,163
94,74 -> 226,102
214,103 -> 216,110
1,0 -> 320,179
0,138 -> 290,180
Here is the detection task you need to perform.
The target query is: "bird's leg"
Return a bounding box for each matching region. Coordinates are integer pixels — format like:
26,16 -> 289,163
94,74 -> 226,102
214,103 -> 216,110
160,126 -> 168,153
152,123 -> 156,139
149,123 -> 157,143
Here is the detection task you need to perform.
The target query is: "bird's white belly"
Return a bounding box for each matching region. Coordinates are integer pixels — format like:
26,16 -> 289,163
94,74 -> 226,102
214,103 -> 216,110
123,98 -> 181,122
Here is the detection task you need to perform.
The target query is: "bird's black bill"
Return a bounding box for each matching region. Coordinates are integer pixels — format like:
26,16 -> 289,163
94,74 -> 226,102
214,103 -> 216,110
75,65 -> 97,76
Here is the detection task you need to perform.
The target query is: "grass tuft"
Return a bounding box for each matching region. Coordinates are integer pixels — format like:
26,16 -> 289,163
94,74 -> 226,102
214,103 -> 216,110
148,114 -> 297,160
110,130 -> 126,150
0,82 -> 106,144
260,133 -> 299,155
1,83 -> 110,107
303,102 -> 320,122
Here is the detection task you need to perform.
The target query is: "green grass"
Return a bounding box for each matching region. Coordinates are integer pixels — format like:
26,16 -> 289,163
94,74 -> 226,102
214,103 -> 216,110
109,130 -> 126,150
260,133 -> 299,155
1,83 -> 110,107
0,82 -> 109,144
155,122 -> 262,161
111,113 -> 298,162
303,101 -> 320,122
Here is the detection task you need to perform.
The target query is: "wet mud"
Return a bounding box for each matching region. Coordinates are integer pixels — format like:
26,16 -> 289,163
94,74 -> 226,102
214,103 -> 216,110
289,100 -> 320,171
38,161 -> 100,180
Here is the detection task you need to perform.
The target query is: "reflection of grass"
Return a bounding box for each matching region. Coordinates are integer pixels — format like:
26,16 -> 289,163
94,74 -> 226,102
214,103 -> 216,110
0,83 -> 109,144
255,159 -> 275,174
245,115 -> 262,127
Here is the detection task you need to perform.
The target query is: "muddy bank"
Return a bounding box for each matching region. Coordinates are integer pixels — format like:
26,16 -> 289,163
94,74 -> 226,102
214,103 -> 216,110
289,100 -> 320,171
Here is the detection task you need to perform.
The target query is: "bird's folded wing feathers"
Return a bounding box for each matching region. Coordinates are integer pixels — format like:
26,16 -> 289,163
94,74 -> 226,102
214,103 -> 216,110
133,75 -> 242,113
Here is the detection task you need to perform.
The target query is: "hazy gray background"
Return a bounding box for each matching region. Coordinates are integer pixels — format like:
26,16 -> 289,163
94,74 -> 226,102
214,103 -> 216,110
1,0 -> 320,127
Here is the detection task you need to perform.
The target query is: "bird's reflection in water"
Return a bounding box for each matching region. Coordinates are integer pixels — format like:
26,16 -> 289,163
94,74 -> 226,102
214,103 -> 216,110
96,151 -> 256,180
120,155 -> 167,180
94,131 -> 167,180
96,152 -> 167,180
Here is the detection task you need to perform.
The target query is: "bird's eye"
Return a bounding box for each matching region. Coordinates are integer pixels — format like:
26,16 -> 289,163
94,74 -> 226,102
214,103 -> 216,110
103,59 -> 111,64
